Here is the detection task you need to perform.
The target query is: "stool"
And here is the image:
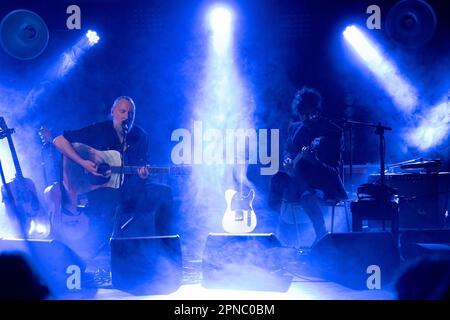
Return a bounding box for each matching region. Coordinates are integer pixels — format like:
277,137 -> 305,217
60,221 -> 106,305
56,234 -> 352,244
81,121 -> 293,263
350,200 -> 399,243
278,199 -> 351,248
324,199 -> 351,233
278,201 -> 311,248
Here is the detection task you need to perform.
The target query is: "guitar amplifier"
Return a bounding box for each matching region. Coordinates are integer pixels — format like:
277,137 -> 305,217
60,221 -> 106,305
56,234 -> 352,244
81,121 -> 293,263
368,173 -> 450,229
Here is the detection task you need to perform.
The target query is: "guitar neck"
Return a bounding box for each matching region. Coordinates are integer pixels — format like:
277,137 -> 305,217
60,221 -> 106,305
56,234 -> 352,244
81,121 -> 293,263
6,134 -> 24,180
110,166 -> 170,175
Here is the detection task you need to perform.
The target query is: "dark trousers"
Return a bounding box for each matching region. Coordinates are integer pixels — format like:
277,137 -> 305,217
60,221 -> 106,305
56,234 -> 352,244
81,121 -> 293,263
120,181 -> 175,237
86,182 -> 175,240
270,171 -> 327,241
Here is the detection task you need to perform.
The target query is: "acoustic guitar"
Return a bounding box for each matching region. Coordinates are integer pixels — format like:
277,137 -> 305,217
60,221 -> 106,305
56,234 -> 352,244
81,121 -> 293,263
283,135 -> 347,201
38,126 -> 60,186
0,117 -> 50,238
39,127 -> 89,242
62,142 -> 191,195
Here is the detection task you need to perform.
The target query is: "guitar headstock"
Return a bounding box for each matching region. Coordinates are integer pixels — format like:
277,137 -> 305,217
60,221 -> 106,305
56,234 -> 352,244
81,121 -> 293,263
0,116 -> 7,131
0,117 -> 14,139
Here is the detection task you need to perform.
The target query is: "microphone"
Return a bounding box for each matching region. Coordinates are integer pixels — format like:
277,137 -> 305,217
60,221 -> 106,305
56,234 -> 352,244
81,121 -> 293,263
122,120 -> 128,135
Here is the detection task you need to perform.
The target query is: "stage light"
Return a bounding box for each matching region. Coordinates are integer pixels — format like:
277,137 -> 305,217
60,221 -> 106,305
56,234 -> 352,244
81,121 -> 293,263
207,5 -> 233,54
86,30 -> 100,46
343,25 -> 418,113
208,6 -> 232,34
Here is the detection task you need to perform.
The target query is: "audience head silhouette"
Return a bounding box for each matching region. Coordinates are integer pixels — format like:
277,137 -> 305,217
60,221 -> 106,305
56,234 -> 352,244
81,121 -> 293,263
0,253 -> 50,300
395,256 -> 450,300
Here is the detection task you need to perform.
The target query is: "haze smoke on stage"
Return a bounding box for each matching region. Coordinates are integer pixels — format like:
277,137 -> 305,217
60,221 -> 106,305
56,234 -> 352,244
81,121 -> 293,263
0,88 -> 44,185
404,98 -> 450,151
340,24 -> 450,163
0,116 -> 49,238
201,234 -> 292,292
173,4 -> 260,257
0,85 -> 31,119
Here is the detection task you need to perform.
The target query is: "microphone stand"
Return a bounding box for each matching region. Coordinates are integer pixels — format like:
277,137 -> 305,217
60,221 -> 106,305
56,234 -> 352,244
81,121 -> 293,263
322,116 -> 392,195
326,116 -> 398,240
92,122 -> 132,271
111,123 -> 128,239
343,119 -> 391,188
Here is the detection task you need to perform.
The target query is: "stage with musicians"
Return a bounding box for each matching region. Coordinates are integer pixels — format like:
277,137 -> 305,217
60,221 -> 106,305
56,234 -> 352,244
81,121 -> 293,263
0,0 -> 450,302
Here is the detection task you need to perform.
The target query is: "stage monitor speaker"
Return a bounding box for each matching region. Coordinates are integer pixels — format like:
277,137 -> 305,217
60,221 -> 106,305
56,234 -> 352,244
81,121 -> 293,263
202,233 -> 292,291
110,235 -> 182,294
411,243 -> 450,260
0,238 -> 86,295
309,232 -> 401,289
400,229 -> 450,260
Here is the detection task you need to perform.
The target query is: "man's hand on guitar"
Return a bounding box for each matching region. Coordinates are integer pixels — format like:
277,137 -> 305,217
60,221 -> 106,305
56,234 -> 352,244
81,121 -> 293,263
283,157 -> 292,167
81,159 -> 104,176
283,157 -> 295,177
137,166 -> 149,179
300,146 -> 319,164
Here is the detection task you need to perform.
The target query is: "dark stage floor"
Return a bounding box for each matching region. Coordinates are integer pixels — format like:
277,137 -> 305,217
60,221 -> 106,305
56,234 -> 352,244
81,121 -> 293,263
57,255 -> 397,300
2,205 -> 450,301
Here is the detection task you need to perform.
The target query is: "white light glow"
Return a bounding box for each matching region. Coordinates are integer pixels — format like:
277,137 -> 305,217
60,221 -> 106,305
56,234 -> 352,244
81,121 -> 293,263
343,25 -> 418,112
208,6 -> 233,54
86,30 -> 100,46
405,99 -> 450,150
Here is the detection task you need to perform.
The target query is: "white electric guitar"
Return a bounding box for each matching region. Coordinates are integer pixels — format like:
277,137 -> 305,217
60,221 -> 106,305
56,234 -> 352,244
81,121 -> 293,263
222,165 -> 257,233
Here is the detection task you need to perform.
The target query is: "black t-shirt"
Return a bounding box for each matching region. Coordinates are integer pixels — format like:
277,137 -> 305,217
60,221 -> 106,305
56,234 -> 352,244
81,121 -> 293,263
63,120 -> 150,191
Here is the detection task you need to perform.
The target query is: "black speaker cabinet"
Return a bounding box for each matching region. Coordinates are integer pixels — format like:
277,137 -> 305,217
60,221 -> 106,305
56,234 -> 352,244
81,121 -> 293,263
400,229 -> 450,260
368,173 -> 449,229
110,235 -> 182,294
309,232 -> 401,289
0,238 -> 85,294
202,233 -> 292,291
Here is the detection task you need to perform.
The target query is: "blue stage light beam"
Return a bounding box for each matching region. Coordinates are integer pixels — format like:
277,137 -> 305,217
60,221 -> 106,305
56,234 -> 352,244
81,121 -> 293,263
404,97 -> 450,151
180,3 -> 256,241
20,29 -> 101,111
55,30 -> 100,78
343,25 -> 418,113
